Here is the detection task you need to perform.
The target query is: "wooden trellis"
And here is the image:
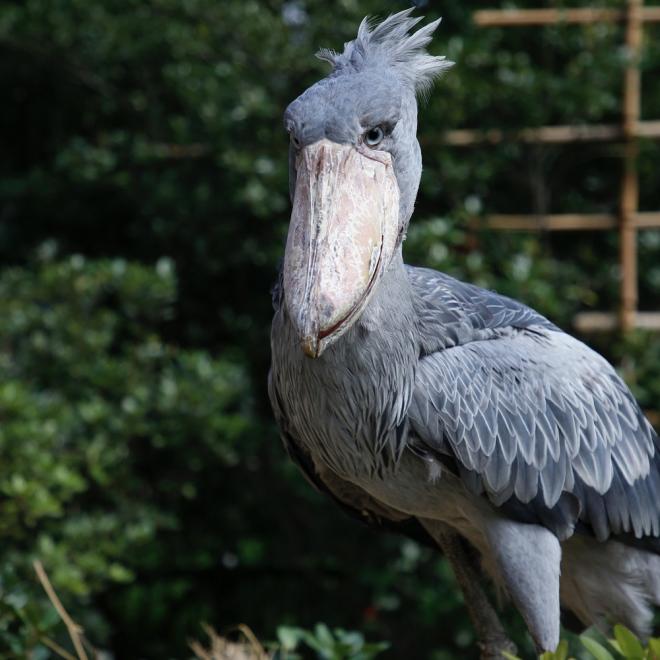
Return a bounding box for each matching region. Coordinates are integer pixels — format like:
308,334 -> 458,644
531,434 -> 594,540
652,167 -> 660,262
444,0 -> 660,332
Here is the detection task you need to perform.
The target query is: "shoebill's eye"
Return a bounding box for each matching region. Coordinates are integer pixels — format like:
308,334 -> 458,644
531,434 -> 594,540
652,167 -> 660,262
364,126 -> 384,147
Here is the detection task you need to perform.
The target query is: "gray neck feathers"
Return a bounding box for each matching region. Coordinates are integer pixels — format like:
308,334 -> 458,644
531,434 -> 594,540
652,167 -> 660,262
275,10 -> 455,475
272,255 -> 419,478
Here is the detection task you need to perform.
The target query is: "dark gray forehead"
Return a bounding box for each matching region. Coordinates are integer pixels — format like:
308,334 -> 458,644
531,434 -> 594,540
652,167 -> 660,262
284,71 -> 404,146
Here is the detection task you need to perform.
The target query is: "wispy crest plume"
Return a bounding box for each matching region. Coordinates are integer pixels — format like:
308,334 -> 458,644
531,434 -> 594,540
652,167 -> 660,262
316,8 -> 453,96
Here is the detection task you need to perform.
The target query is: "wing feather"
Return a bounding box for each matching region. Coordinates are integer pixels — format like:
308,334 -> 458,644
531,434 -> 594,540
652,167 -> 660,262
407,266 -> 660,542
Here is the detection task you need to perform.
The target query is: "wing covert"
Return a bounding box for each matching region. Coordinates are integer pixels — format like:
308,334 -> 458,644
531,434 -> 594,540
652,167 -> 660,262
407,292 -> 660,542
408,266 -> 558,354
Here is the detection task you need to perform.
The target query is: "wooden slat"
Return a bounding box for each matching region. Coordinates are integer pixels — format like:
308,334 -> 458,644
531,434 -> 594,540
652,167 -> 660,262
442,120 -> 660,146
469,1 -> 659,335
474,6 -> 660,26
574,311 -> 660,332
635,211 -> 660,227
475,8 -> 623,25
620,0 -> 643,332
483,212 -> 660,231
637,119 -> 660,137
574,312 -> 619,332
642,5 -> 660,20
485,213 -> 617,230
150,143 -> 211,159
443,124 -> 620,145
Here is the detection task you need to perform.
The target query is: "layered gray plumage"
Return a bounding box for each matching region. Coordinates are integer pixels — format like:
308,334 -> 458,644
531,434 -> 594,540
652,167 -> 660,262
270,9 -> 660,652
408,268 -> 660,540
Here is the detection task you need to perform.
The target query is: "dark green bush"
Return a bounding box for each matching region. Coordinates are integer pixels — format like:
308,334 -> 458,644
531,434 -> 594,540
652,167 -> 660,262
1,0 -> 660,658
0,255 -> 252,655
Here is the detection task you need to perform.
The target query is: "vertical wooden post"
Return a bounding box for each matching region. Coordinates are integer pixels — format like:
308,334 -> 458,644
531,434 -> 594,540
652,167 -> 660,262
620,0 -> 642,331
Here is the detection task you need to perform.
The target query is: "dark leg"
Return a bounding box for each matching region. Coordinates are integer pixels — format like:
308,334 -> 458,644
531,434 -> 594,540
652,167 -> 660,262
420,520 -> 517,660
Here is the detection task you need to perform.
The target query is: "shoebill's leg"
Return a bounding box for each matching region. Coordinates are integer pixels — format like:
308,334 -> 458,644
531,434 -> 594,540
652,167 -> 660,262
482,517 -> 561,654
419,519 -> 518,660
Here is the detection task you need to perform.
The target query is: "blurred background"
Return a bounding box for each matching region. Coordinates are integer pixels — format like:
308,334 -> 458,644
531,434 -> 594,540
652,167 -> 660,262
2,0 -> 660,657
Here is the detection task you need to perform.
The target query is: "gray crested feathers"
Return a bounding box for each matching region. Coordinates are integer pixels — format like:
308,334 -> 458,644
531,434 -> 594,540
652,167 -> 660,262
316,8 -> 453,96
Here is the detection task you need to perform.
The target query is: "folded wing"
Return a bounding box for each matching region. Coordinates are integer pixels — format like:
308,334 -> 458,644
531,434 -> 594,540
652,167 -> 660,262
407,267 -> 660,542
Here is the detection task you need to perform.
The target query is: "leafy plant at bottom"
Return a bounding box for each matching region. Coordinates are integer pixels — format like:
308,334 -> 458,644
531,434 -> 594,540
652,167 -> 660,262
276,623 -> 389,660
502,625 -> 660,660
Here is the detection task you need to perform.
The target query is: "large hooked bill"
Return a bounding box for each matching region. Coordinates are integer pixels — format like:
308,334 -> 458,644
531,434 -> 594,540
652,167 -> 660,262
283,138 -> 400,358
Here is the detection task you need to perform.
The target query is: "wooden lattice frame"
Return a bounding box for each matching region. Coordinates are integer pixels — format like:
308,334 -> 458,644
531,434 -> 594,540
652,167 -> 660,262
444,0 -> 660,332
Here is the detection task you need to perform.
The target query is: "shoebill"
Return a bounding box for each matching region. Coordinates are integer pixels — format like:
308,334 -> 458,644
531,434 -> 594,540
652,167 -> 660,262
269,9 -> 660,657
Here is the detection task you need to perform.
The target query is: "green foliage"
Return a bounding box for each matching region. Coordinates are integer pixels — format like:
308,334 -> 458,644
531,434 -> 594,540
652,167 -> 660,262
504,627 -> 660,660
580,636 -> 617,660
610,331 -> 660,412
539,640 -> 569,660
0,0 -> 659,658
276,623 -> 389,659
0,254 -> 252,655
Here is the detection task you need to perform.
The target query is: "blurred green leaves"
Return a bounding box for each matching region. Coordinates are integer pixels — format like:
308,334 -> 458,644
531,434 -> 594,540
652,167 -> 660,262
0,254 -> 251,654
1,0 -> 660,657
503,626 -> 660,660
277,623 -> 389,660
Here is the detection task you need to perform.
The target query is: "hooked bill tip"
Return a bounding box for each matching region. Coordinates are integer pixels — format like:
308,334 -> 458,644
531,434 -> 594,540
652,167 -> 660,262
301,334 -> 321,358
